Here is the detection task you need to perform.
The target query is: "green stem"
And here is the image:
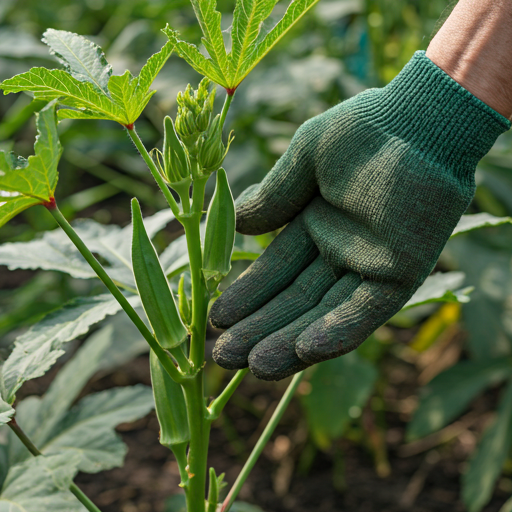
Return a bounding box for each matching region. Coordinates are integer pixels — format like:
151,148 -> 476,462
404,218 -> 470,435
180,175 -> 210,512
47,203 -> 184,384
220,371 -> 305,512
208,369 -> 249,420
8,419 -> 102,512
126,125 -> 181,218
219,92 -> 235,129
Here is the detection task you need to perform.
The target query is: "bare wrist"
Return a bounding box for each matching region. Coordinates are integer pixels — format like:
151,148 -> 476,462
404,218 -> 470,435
426,0 -> 512,119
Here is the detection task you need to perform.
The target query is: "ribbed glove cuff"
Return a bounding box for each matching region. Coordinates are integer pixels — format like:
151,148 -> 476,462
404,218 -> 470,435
373,51 -> 511,170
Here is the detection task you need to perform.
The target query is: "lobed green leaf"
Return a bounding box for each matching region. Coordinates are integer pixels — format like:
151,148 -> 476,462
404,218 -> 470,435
41,385 -> 154,473
0,101 -> 61,227
2,294 -> 139,403
1,30 -> 173,125
165,0 -> 320,90
0,453 -> 83,512
42,28 -> 112,93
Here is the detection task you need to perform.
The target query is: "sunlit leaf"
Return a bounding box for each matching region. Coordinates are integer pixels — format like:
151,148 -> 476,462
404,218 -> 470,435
42,29 -> 112,93
402,271 -> 472,309
451,213 -> 512,237
0,453 -> 83,512
165,0 -> 320,90
239,0 -> 320,84
463,380 -> 512,512
108,40 -> 174,124
1,67 -> 126,122
0,101 -> 60,226
1,31 -> 173,125
190,0 -> 229,81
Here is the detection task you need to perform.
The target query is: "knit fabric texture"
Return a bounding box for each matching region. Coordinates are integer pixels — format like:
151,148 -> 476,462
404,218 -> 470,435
210,51 -> 511,381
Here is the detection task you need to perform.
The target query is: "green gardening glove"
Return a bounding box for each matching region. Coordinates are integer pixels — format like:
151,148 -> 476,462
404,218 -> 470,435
210,51 -> 510,381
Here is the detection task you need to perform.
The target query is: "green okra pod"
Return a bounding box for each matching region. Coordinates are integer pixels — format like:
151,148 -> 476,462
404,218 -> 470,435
131,198 -> 187,348
202,168 -> 236,292
149,350 -> 189,482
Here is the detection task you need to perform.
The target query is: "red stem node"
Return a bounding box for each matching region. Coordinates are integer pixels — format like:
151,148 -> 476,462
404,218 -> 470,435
43,197 -> 57,210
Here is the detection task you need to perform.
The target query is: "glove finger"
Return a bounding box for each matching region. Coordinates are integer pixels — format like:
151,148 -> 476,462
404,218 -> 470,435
209,216 -> 318,329
235,124 -> 318,235
212,255 -> 338,370
248,272 -> 362,381
296,280 -> 412,365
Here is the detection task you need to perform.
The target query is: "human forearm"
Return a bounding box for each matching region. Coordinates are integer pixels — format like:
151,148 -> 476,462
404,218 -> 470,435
426,0 -> 512,119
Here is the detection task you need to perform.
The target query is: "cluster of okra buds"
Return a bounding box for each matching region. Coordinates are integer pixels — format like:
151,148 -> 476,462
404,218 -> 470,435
151,78 -> 234,191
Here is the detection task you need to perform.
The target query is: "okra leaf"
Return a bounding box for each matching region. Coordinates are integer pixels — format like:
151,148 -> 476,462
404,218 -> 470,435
2,294 -> 139,403
230,0 -> 279,85
0,209 -> 175,288
0,397 -> 14,425
0,67 -> 126,122
237,0 -> 320,85
108,40 -> 174,124
1,30 -> 173,125
0,101 -> 61,227
40,385 -> 154,473
163,27 -> 226,86
402,271 -> 472,310
42,29 -> 112,93
0,453 -> 83,512
406,359 -> 512,441
451,212 -> 512,237
165,0 -> 320,90
462,380 -> 512,512
190,0 -> 229,81
301,351 -> 378,449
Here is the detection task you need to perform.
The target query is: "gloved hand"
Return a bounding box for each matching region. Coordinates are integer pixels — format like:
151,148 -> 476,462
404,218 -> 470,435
210,51 -> 510,381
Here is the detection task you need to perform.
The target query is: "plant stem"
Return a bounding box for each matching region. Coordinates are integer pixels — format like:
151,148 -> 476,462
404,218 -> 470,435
208,369 -> 249,420
180,173 -> 210,512
220,92 -> 234,129
221,371 -> 305,512
126,125 -> 181,218
8,418 -> 102,512
47,203 -> 184,383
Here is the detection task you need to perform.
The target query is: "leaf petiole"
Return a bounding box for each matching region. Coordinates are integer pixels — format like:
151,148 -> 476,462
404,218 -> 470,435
125,125 -> 181,219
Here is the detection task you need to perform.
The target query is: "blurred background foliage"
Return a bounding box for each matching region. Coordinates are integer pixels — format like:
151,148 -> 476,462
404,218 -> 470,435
2,0 -> 512,511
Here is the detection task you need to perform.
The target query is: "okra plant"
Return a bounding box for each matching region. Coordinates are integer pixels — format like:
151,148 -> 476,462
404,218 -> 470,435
0,1 -> 511,511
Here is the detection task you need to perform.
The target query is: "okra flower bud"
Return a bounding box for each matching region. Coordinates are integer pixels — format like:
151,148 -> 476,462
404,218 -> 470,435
162,116 -> 191,184
197,115 -> 234,175
175,78 -> 215,152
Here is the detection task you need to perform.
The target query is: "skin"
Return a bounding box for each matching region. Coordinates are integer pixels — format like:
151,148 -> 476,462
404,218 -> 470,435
427,0 -> 512,120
